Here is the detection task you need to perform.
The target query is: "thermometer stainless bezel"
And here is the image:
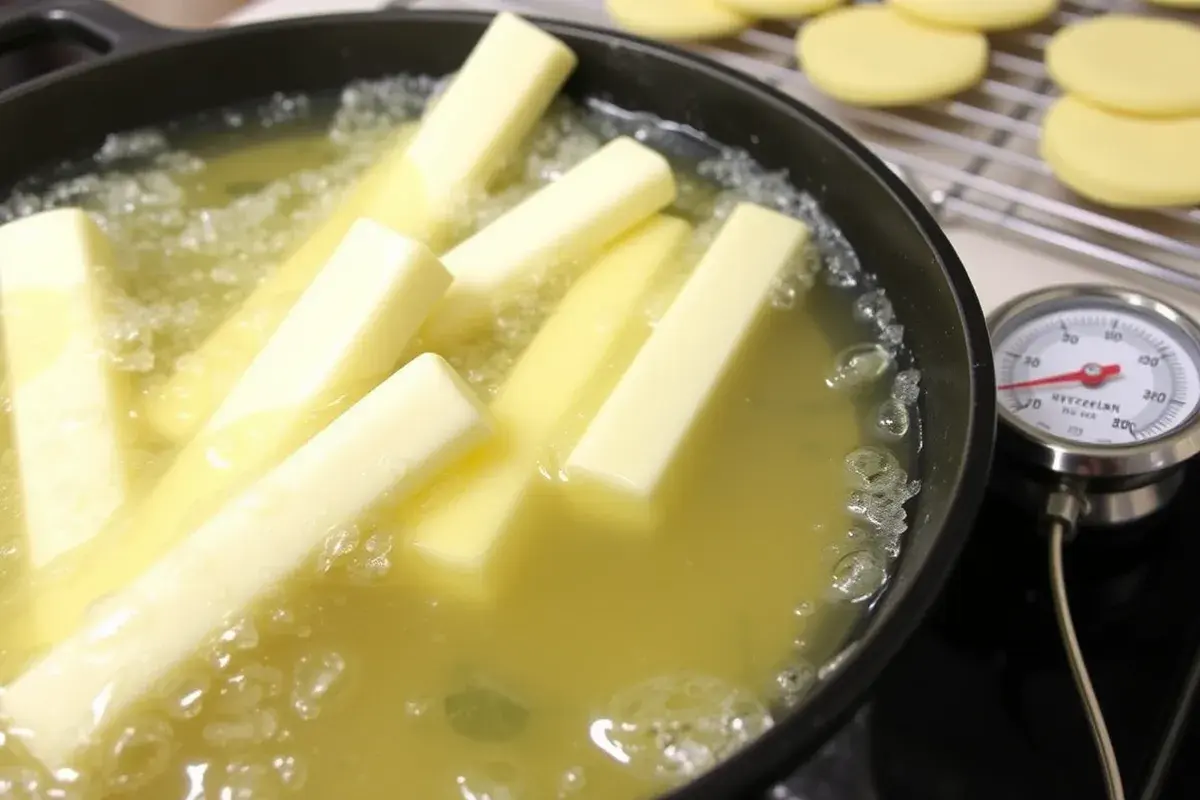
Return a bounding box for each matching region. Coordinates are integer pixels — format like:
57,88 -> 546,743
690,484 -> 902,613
989,285 -> 1200,480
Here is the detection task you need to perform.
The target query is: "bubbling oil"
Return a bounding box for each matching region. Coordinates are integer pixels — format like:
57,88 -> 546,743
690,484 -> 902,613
0,75 -> 922,799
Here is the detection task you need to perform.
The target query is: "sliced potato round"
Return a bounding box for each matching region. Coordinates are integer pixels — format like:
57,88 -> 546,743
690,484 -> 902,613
1040,95 -> 1200,208
796,6 -> 988,107
605,0 -> 754,41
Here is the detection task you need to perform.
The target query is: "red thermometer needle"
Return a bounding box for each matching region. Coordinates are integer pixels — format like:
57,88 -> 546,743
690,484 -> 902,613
998,363 -> 1122,391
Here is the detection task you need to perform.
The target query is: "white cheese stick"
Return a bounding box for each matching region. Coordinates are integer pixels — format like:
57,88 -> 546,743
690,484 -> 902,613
0,208 -> 129,568
26,219 -> 451,650
421,136 -> 677,346
563,203 -> 809,528
0,353 -> 492,772
143,12 -> 577,443
207,218 -> 451,432
401,12 -> 577,230
404,216 -> 691,601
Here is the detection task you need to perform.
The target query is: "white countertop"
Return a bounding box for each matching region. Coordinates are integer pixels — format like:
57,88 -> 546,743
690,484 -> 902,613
221,0 -> 1200,322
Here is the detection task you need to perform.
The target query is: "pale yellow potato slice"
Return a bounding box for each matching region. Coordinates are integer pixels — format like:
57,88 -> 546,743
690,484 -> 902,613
719,0 -> 843,18
889,0 -> 1057,31
1040,96 -> 1200,209
796,6 -> 988,107
1046,15 -> 1200,118
605,0 -> 754,41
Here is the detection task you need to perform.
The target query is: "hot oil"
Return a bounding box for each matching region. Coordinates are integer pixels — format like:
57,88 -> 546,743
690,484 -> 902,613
0,76 -> 920,799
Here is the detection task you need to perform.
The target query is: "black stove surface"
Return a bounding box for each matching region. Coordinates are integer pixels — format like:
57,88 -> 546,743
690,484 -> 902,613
782,461 -> 1200,800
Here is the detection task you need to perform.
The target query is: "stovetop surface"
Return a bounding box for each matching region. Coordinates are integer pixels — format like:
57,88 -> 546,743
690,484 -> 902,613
783,461 -> 1200,800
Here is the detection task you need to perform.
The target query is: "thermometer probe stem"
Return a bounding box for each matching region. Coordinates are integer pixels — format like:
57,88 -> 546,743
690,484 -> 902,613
1044,488 -> 1126,800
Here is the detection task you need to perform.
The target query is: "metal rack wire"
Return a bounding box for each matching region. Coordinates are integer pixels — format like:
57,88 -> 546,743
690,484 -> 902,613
405,0 -> 1200,295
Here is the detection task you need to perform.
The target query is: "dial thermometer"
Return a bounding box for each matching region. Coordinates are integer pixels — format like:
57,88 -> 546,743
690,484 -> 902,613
989,285 -> 1200,800
990,284 -> 1200,523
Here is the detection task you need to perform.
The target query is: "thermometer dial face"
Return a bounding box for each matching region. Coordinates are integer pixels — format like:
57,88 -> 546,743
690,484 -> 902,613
993,292 -> 1200,446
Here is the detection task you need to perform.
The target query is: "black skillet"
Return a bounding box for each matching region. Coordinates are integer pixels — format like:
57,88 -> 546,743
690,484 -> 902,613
0,1 -> 996,796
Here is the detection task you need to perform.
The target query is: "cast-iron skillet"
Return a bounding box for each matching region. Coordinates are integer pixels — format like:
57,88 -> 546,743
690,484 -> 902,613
0,1 -> 996,796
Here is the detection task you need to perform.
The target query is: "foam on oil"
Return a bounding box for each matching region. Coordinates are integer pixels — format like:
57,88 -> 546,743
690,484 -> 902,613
0,75 -> 921,799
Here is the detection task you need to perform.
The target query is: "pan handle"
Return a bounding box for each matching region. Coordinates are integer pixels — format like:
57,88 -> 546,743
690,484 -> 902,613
0,0 -> 174,94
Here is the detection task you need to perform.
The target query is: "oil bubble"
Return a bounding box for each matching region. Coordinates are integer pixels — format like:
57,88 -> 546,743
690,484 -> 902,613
874,398 -> 910,439
271,754 -> 307,791
844,447 -> 902,494
96,129 -> 170,166
220,761 -> 279,800
317,526 -> 394,584
257,92 -> 310,128
853,289 -> 894,329
770,278 -> 800,310
770,249 -> 818,309
847,491 -> 908,537
594,674 -> 773,785
405,697 -> 434,719
874,529 -> 903,559
102,717 -> 175,794
824,251 -> 860,288
845,524 -> 873,543
892,369 -> 921,405
217,676 -> 263,716
826,344 -> 892,391
771,660 -> 816,709
331,75 -> 434,144
829,550 -> 888,603
850,519 -> 904,559
166,672 -> 210,721
879,323 -> 905,349
291,650 -> 347,722
455,763 -> 521,800
217,616 -> 259,653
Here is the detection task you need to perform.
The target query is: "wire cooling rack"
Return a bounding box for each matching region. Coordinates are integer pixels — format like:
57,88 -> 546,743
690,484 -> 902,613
402,0 -> 1200,296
